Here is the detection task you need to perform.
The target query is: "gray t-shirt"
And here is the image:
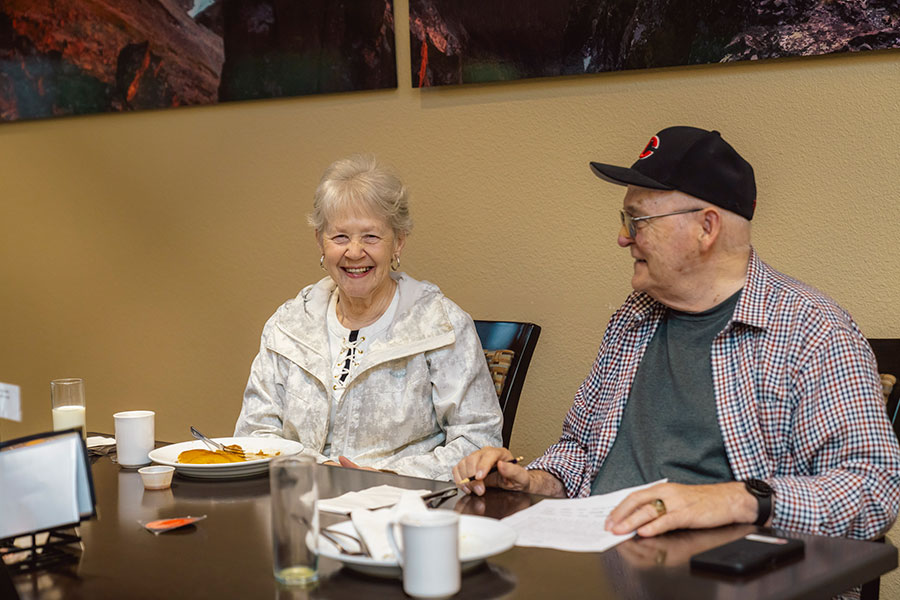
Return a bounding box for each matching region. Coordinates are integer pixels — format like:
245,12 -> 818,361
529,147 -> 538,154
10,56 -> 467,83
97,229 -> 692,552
591,289 -> 741,495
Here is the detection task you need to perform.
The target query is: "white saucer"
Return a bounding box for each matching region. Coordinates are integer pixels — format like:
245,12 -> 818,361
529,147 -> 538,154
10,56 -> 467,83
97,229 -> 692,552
313,514 -> 517,578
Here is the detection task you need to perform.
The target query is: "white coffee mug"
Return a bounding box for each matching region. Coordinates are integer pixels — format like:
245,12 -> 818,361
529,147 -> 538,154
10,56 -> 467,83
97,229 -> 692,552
114,410 -> 155,467
387,510 -> 460,599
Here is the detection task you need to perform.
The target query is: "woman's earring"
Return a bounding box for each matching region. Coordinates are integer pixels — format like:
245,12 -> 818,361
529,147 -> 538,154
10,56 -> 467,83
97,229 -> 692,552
320,255 -> 326,271
391,256 -> 401,271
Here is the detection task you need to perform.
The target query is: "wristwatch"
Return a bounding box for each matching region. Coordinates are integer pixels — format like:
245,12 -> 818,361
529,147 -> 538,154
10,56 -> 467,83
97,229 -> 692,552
744,479 -> 775,526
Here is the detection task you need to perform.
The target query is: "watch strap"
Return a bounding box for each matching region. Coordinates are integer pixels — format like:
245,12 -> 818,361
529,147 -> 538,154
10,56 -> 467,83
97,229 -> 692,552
753,492 -> 772,526
744,479 -> 774,526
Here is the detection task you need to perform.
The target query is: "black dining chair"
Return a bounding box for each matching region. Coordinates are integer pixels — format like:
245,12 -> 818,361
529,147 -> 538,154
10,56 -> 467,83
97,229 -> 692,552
867,338 -> 900,441
859,338 -> 900,600
474,320 -> 541,447
0,560 -> 17,600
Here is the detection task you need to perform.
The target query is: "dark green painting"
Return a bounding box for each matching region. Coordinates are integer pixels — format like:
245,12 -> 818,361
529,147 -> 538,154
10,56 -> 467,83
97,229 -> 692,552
409,0 -> 900,87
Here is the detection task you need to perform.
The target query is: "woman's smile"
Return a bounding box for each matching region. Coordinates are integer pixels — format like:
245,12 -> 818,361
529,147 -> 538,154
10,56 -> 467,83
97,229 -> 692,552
342,266 -> 374,277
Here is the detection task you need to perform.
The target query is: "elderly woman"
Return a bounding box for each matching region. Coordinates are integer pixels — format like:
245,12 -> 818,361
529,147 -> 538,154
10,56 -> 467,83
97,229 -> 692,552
234,155 -> 502,480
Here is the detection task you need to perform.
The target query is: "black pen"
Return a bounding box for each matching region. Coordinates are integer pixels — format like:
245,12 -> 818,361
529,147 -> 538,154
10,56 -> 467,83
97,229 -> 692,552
458,456 -> 524,484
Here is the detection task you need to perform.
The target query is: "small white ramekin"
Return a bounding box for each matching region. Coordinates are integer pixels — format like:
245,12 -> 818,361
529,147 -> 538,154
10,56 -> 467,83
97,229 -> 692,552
138,465 -> 175,490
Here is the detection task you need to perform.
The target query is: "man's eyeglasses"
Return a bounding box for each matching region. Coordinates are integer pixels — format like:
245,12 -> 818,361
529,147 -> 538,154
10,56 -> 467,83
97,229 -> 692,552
619,208 -> 703,239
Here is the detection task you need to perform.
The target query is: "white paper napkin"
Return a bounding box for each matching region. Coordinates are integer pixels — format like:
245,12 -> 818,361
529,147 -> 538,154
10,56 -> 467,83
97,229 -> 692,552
86,436 -> 116,448
317,484 -> 430,515
349,490 -> 428,560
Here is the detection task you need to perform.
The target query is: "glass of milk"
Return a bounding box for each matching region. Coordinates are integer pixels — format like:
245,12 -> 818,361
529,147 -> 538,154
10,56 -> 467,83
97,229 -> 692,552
51,378 -> 86,438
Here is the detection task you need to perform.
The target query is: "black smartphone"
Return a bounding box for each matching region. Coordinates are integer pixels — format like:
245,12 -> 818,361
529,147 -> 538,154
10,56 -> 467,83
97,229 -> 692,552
690,533 -> 805,575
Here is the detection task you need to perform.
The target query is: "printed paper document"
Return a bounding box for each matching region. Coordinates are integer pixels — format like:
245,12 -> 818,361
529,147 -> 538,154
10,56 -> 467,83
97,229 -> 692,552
501,479 -> 666,552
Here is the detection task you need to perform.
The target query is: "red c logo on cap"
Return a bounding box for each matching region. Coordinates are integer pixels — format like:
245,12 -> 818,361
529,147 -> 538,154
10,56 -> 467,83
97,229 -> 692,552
639,136 -> 659,160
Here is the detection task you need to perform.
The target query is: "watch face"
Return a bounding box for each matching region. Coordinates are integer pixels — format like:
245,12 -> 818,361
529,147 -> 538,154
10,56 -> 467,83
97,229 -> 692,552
745,479 -> 774,497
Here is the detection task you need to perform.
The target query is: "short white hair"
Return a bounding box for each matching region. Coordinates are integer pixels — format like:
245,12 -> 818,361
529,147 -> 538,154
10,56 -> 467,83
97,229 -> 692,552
308,154 -> 412,237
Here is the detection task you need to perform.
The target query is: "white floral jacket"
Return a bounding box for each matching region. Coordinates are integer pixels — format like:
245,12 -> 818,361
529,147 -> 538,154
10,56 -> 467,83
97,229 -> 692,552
234,272 -> 502,481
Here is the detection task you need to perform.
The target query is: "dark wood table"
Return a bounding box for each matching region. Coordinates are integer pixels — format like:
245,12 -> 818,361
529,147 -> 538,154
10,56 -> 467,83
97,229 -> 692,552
8,455 -> 897,600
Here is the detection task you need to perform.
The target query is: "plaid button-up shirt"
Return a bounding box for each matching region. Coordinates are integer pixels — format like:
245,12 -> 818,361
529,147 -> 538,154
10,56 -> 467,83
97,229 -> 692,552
529,249 -> 900,539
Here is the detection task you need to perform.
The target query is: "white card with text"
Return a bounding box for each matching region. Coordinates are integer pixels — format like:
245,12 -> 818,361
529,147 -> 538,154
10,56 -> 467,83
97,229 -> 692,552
0,382 -> 22,422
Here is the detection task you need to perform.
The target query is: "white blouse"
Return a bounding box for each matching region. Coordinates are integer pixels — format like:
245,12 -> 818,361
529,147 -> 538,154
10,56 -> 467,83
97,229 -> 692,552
323,287 -> 399,456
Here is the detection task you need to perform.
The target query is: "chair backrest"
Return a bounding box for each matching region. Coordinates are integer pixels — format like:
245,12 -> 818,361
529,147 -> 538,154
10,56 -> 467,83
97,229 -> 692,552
866,338 -> 900,441
0,559 -> 17,600
474,320 -> 541,447
839,339 -> 895,600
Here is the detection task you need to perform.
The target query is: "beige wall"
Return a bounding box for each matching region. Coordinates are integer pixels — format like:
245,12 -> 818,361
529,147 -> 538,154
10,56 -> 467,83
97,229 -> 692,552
1,1 -> 899,592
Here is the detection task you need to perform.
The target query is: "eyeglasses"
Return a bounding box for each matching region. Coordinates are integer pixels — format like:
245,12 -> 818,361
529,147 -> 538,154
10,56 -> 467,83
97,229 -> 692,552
619,208 -> 703,239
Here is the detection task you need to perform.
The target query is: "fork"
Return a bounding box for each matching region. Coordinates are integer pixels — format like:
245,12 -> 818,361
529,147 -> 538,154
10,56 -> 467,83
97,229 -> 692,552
321,527 -> 370,557
189,426 -> 250,460
292,512 -> 370,557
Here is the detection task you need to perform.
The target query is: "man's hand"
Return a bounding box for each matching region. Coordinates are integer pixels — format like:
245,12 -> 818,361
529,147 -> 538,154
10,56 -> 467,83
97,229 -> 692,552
452,448 -> 566,497
605,481 -> 759,537
453,447 -> 527,495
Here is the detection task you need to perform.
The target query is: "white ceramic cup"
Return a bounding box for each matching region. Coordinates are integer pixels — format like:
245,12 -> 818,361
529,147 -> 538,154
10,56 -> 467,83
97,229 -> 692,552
114,410 -> 155,467
387,510 -> 460,599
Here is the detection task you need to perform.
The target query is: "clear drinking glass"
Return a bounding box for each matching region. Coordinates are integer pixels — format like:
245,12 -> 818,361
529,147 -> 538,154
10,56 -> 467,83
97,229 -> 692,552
270,455 -> 318,585
50,378 -> 86,438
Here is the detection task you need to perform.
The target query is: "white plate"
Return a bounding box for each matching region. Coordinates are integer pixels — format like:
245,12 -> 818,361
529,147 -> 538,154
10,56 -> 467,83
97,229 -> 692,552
313,514 -> 517,578
148,437 -> 304,480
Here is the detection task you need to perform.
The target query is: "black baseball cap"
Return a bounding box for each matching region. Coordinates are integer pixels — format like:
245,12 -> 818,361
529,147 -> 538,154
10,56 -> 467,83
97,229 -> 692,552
590,126 -> 756,220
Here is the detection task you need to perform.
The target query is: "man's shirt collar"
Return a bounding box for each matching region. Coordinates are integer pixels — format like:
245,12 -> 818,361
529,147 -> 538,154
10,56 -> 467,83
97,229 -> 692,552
625,247 -> 766,330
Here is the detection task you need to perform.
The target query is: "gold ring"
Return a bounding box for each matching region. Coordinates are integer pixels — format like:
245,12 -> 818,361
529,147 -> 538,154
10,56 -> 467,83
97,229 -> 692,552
652,498 -> 666,517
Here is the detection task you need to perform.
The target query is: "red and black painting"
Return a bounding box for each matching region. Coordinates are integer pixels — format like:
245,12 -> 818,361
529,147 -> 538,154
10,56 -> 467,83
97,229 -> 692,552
0,0 -> 397,122
409,0 -> 900,87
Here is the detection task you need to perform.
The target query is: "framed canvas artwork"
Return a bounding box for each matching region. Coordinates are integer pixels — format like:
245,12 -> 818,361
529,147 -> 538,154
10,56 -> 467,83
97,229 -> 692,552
409,0 -> 900,87
0,0 -> 397,122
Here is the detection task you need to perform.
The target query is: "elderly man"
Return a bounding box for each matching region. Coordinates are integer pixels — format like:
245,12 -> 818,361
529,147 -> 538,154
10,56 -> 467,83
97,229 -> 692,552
454,126 -> 900,540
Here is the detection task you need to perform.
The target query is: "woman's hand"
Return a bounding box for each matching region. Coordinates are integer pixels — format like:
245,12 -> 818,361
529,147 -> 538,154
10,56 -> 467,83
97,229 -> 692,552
337,455 -> 378,472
